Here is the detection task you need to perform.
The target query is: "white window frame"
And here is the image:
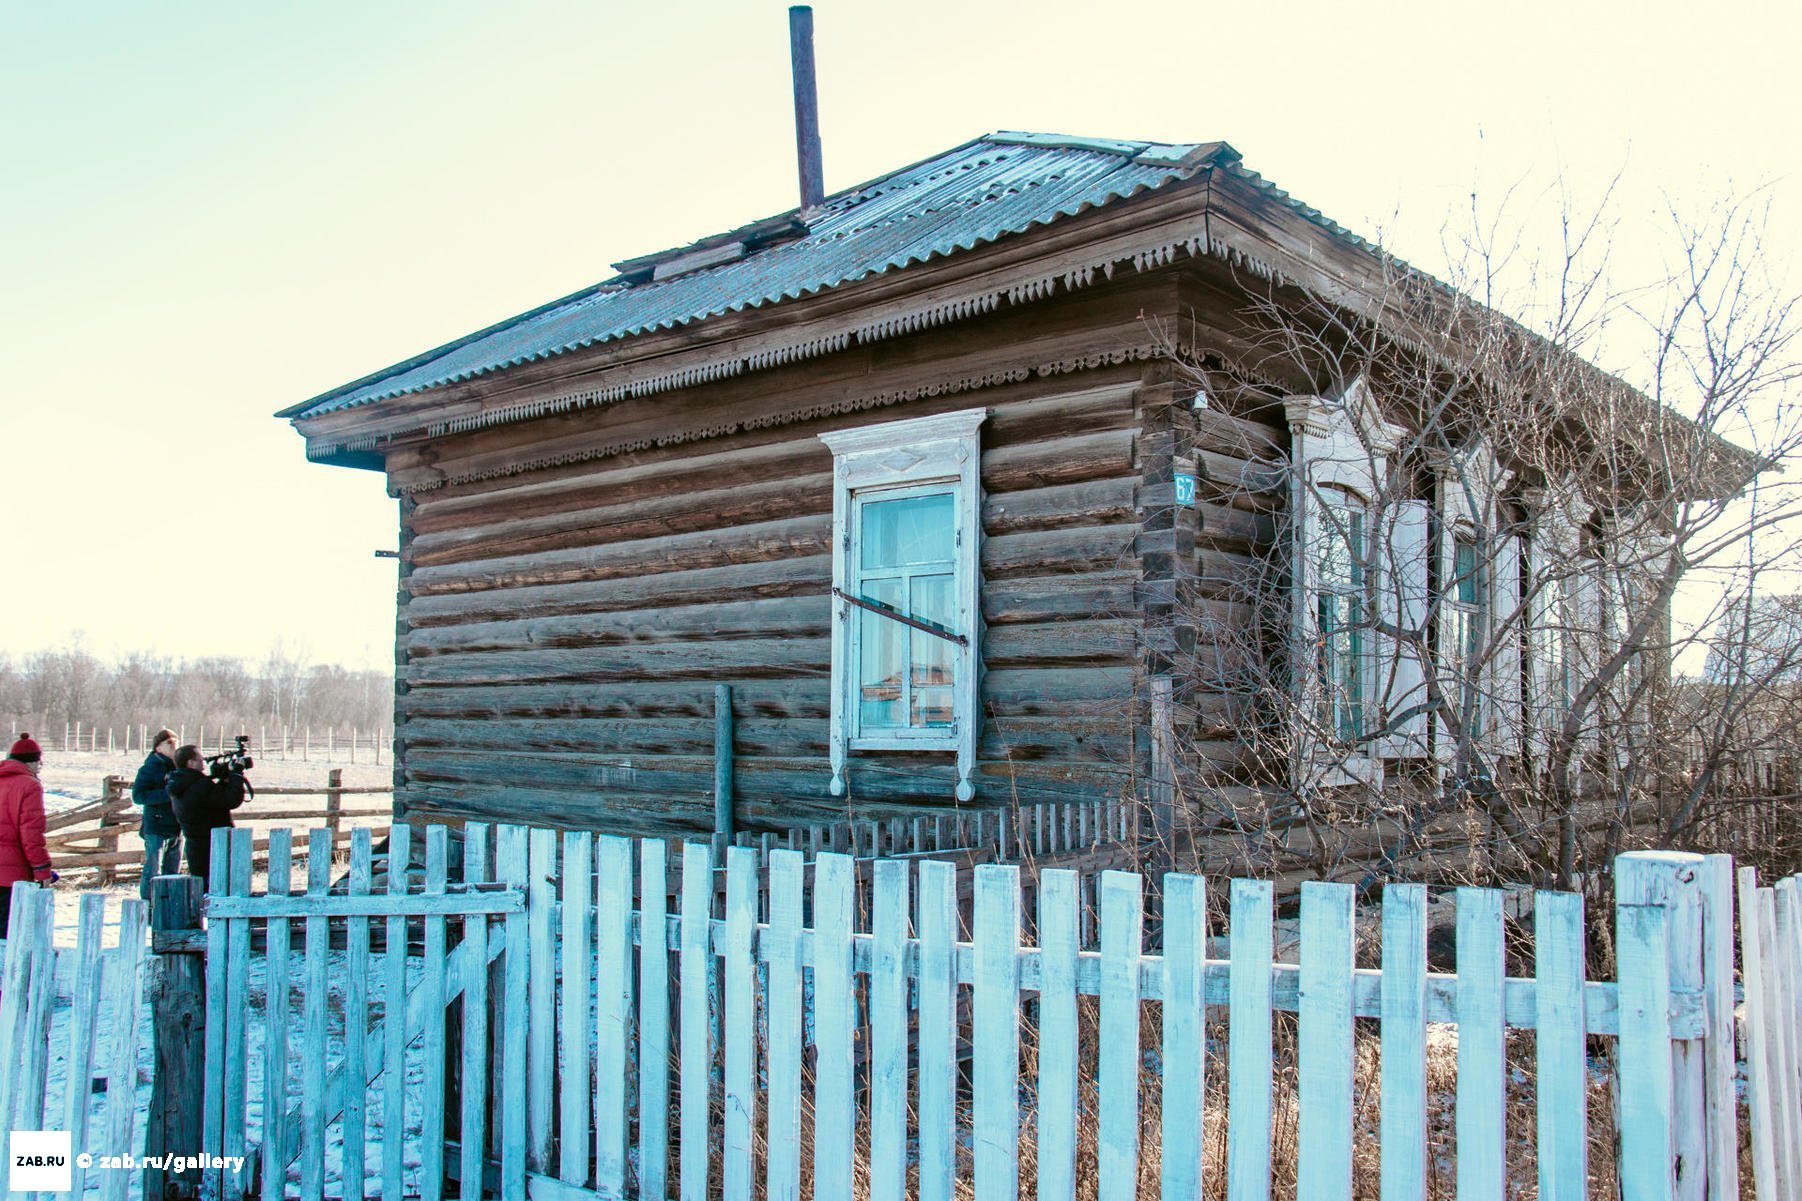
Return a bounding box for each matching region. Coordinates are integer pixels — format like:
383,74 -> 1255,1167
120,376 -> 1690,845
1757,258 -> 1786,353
819,408 -> 986,802
1523,492 -> 1593,764
1285,379 -> 1404,787
1314,489 -> 1371,747
1532,559 -> 1574,722
1375,496 -> 1434,759
1445,525 -> 1486,737
1431,440 -> 1521,759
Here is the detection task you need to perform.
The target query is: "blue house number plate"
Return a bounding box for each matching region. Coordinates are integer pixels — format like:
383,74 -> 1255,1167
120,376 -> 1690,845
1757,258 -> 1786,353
1173,471 -> 1197,506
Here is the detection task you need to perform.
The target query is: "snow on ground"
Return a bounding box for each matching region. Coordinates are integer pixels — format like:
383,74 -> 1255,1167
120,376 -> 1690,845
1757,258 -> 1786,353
40,749 -> 393,815
27,751 -> 407,1196
35,910 -> 431,1199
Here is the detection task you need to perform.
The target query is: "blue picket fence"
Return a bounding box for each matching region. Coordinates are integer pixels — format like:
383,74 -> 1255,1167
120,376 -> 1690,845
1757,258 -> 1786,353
183,821 -> 1761,1201
0,888 -> 150,1201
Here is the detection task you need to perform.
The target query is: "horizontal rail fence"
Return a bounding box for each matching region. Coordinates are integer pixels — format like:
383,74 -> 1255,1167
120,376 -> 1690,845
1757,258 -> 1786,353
47,771 -> 392,884
0,886 -> 150,1201
708,793 -> 1140,877
6,719 -> 389,763
193,819 -> 1763,1201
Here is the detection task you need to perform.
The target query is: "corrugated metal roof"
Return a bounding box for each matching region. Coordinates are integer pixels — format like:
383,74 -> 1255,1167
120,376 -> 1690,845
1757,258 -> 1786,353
283,132 -> 1244,420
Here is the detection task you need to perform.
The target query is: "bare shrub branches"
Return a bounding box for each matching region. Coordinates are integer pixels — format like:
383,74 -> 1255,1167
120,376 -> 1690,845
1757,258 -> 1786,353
1158,185 -> 1802,889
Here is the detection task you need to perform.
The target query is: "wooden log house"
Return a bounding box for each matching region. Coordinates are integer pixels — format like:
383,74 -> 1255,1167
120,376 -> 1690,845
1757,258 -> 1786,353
278,131 -> 1696,841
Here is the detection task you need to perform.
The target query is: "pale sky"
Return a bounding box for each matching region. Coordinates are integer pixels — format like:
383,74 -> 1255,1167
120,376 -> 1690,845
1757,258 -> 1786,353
2,0 -> 1797,671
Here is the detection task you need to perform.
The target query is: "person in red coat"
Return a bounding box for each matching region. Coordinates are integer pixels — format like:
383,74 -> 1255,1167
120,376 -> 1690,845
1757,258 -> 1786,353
0,733 -> 57,937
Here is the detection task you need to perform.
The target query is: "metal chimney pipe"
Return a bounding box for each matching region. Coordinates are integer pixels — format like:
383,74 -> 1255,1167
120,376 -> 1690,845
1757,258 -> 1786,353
788,6 -> 825,210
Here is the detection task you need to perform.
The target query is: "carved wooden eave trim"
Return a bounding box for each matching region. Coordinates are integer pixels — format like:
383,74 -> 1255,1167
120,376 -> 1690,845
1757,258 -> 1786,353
296,165 -> 1501,473
295,180 -> 1246,462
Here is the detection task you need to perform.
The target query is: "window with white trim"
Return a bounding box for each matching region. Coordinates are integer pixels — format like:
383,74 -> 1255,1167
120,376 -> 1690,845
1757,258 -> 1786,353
1524,503 -> 1587,756
1315,494 -> 1368,744
850,486 -> 958,736
819,408 -> 985,802
1534,571 -> 1573,720
1446,532 -> 1484,732
1285,379 -> 1404,785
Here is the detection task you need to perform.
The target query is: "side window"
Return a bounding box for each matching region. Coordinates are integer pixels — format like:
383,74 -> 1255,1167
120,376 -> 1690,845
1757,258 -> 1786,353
1446,533 -> 1484,730
1315,496 -> 1367,743
1536,573 -> 1572,718
1525,506 -> 1585,756
819,408 -> 986,802
850,486 -> 958,736
1285,378 -> 1406,785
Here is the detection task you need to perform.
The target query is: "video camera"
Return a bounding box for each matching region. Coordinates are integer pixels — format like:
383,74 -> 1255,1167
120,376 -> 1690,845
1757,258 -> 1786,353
205,734 -> 256,780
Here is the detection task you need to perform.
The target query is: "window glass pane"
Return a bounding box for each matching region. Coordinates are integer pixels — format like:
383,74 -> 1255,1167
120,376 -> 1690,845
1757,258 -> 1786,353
1315,497 -> 1365,743
1536,575 -> 1570,714
861,492 -> 954,569
1449,607 -> 1473,676
1317,593 -> 1363,741
910,574 -> 955,727
1449,605 -> 1482,726
858,577 -> 905,728
1448,537 -> 1482,726
1320,503 -> 1363,590
1454,537 -> 1480,604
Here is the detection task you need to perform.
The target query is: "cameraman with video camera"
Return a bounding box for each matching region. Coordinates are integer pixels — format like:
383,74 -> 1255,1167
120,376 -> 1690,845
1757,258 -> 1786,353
168,739 -> 252,883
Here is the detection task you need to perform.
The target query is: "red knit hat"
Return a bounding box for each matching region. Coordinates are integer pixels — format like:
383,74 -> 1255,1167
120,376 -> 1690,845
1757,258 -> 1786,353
9,733 -> 42,762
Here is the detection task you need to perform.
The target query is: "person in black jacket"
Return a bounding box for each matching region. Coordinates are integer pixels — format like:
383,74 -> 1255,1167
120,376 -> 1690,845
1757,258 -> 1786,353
131,727 -> 181,897
167,743 -> 247,884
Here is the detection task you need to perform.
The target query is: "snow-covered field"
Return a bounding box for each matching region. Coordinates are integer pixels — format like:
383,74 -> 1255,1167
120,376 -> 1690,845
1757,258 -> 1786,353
40,749 -> 393,939
40,749 -> 392,814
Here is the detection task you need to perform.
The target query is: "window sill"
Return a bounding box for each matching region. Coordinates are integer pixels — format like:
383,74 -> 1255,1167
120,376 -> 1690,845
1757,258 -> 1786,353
849,733 -> 958,753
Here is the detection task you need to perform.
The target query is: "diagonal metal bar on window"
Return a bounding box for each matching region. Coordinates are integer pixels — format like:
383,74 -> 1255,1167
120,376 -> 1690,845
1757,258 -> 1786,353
831,587 -> 968,647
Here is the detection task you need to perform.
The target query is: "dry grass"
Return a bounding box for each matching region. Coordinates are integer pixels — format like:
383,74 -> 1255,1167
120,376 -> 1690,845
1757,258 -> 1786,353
651,1002 -> 1634,1201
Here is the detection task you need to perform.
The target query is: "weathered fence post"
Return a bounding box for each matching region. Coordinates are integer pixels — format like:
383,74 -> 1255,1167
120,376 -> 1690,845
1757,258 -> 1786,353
1696,855 -> 1740,1201
1617,850 -> 1727,1201
714,684 -> 734,840
96,775 -> 126,886
146,874 -> 207,1200
326,767 -> 345,858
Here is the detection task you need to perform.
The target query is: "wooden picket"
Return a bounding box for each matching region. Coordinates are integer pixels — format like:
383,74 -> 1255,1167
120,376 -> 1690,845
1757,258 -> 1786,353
0,885 -> 149,1201
181,821 -> 1802,1201
1741,865 -> 1802,1201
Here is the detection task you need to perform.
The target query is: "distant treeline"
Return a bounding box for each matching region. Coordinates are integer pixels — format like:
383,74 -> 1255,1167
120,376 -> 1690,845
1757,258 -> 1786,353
0,642 -> 392,739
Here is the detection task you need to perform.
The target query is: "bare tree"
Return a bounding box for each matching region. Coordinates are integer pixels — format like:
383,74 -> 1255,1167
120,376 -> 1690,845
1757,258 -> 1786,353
1160,187 -> 1802,894
2,640 -> 392,741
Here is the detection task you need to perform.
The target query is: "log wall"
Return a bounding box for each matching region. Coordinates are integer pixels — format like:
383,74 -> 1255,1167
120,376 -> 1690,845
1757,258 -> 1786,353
386,278 -> 1207,836
372,264 -> 1301,837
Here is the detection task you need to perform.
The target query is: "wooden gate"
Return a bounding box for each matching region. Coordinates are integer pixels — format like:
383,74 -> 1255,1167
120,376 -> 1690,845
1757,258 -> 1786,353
196,823 -> 525,1201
